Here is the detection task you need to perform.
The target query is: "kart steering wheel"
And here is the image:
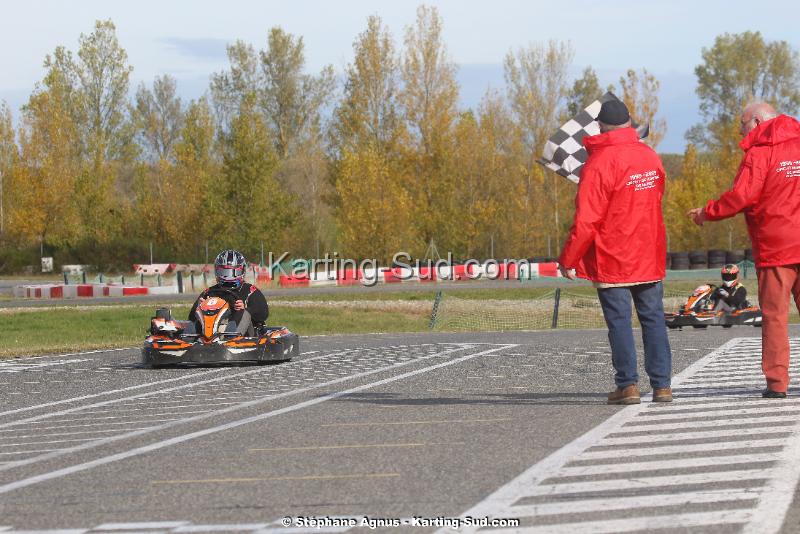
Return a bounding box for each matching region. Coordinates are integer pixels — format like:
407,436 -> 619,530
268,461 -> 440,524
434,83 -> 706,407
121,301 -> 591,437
203,287 -> 241,308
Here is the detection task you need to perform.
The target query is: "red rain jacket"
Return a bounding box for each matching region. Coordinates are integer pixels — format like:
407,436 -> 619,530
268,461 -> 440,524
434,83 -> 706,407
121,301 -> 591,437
558,128 -> 667,283
704,114 -> 800,267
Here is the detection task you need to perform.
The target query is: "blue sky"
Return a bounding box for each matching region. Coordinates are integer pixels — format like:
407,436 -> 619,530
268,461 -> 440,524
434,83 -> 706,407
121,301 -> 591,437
2,0 -> 798,153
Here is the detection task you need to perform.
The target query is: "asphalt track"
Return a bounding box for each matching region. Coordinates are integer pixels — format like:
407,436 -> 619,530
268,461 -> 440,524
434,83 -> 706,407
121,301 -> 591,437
0,326 -> 799,533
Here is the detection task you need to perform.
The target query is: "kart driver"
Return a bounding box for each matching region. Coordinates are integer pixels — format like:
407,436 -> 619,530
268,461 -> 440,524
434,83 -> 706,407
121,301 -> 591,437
188,249 -> 269,335
710,264 -> 748,312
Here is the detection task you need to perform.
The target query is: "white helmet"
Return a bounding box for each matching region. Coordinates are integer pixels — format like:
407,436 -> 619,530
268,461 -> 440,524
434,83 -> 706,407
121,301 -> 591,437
214,249 -> 247,288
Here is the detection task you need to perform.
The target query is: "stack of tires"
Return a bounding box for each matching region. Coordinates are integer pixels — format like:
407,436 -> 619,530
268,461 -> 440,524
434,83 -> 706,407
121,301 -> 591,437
666,249 -> 752,271
726,249 -> 745,264
671,252 -> 690,270
689,250 -> 708,270
708,249 -> 727,269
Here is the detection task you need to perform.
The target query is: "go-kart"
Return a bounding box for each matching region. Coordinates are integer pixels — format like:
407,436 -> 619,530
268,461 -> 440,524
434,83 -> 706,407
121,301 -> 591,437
142,287 -> 299,367
664,284 -> 762,329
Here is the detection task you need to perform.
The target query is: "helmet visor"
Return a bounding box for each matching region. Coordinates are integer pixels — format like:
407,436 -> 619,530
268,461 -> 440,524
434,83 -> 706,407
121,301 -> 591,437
722,271 -> 738,282
215,265 -> 244,281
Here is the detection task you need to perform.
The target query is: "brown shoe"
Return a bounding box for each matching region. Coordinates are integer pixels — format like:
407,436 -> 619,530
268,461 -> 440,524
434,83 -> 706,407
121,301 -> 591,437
653,387 -> 673,402
607,384 -> 641,405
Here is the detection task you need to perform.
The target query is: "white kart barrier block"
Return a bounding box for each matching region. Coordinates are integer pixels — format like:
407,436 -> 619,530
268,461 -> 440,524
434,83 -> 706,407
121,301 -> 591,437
147,286 -> 179,295
62,285 -> 79,298
12,286 -> 26,298
309,270 -> 338,287
106,286 -> 124,297
134,263 -> 175,275
62,264 -> 88,275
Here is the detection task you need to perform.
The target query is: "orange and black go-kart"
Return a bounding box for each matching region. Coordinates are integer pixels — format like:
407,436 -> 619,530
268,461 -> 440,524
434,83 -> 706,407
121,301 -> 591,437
664,284 -> 762,329
142,287 -> 299,367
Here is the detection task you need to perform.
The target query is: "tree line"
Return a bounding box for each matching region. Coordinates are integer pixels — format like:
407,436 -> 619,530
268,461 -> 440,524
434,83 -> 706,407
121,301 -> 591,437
0,7 -> 798,271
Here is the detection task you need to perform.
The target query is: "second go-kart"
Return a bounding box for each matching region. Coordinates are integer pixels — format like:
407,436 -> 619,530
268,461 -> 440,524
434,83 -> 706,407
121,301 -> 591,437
664,284 -> 762,329
142,286 -> 299,367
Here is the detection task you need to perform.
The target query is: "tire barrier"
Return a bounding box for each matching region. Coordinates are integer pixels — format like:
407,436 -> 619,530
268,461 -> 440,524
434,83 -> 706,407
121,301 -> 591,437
707,249 -> 727,269
688,249 -> 708,270
726,249 -> 745,264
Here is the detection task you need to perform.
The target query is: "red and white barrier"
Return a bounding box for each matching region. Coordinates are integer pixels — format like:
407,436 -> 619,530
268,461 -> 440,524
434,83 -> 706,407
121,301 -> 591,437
15,283 -> 178,299
276,262 -> 561,288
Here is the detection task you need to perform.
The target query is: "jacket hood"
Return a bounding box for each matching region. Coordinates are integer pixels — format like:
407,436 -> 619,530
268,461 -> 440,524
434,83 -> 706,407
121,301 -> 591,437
740,114 -> 800,151
583,127 -> 640,154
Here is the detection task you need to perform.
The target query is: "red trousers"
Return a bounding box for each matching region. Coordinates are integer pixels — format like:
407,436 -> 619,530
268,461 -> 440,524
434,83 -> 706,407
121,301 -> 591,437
757,265 -> 800,392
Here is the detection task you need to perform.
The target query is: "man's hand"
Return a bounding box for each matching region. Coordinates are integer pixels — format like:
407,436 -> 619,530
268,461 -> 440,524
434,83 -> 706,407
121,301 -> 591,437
234,299 -> 246,311
558,265 -> 577,280
718,289 -> 729,298
687,207 -> 707,226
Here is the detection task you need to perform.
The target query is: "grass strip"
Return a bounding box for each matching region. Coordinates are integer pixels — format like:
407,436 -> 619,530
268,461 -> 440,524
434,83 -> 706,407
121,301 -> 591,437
0,304 -> 430,358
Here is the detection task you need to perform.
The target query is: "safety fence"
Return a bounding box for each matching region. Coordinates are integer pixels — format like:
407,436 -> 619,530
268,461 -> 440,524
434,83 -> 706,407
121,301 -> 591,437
429,286 -> 784,332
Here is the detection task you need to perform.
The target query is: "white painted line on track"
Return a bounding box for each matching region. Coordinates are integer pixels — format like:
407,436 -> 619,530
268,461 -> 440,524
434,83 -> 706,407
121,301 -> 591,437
618,414 -> 800,431
578,439 -> 785,460
94,522 -> 190,530
600,427 -> 791,445
507,489 -> 759,517
558,452 -> 781,476
0,343 -> 516,495
2,346 -> 453,470
439,337 -> 800,534
0,348 -> 337,421
0,368 -> 227,418
487,510 -> 753,534
0,349 -> 357,428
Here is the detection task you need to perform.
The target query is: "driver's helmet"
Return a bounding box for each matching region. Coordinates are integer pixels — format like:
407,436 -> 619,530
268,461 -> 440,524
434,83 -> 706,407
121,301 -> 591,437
721,264 -> 740,288
214,249 -> 247,288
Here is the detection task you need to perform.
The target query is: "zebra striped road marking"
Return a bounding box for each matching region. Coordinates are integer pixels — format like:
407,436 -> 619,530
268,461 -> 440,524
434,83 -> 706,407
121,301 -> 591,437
441,336 -> 800,534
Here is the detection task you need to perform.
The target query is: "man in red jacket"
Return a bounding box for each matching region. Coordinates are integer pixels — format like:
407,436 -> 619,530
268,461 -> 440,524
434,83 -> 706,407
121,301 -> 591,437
689,102 -> 800,399
558,99 -> 672,405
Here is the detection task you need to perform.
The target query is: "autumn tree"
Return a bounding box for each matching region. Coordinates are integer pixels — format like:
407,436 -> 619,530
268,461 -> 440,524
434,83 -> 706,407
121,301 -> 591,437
690,31 -> 800,175
616,68 -> 667,149
400,5 -> 460,254
331,15 -> 404,156
335,145 -> 415,261
10,62 -> 83,250
214,95 -> 297,254
504,40 -> 574,254
330,15 -> 413,259
132,97 -> 216,258
134,74 -> 184,162
30,20 -> 136,250
664,144 -> 748,251
210,28 -> 334,157
447,93 -> 513,258
566,66 -> 601,117
0,103 -> 15,239
211,27 -> 335,257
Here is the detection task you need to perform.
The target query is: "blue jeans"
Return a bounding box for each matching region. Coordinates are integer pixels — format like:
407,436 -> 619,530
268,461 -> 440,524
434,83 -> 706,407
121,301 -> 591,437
597,282 -> 672,389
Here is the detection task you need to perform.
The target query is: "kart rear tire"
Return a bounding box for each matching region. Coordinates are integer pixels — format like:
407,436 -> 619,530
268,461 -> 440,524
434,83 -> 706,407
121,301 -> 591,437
722,324 -> 733,329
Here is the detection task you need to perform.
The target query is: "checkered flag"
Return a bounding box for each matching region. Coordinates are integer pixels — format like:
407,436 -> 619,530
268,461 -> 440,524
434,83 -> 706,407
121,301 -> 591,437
538,92 -> 649,183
